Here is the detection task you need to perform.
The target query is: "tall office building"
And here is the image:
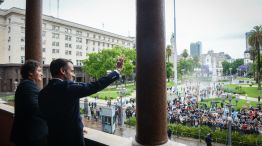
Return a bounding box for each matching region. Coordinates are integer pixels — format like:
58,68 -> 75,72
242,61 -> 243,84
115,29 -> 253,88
0,7 -> 135,92
190,41 -> 202,57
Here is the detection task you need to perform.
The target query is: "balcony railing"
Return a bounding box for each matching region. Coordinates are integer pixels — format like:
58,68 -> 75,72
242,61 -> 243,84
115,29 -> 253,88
0,103 -> 132,146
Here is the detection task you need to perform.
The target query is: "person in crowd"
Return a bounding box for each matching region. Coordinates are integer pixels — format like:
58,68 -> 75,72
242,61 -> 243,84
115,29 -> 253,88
10,60 -> 48,146
38,58 -> 123,146
205,133 -> 212,146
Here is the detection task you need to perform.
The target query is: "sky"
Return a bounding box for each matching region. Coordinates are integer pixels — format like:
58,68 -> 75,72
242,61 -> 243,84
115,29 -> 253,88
1,0 -> 262,59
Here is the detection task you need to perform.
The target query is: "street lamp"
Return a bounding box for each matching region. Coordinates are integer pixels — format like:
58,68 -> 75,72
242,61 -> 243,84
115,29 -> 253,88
222,93 -> 238,146
117,87 -> 126,126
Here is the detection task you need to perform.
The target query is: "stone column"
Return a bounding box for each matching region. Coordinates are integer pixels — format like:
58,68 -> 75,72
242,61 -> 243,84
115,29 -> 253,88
135,0 -> 168,145
25,0 -> 43,88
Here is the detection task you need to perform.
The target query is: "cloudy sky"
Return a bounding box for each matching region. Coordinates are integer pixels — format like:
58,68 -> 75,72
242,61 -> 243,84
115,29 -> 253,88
1,0 -> 262,58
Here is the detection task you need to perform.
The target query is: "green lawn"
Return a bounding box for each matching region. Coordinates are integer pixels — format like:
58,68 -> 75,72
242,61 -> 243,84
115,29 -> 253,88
200,98 -> 259,111
225,84 -> 261,98
236,77 -> 254,81
167,81 -> 174,88
0,95 -> 14,101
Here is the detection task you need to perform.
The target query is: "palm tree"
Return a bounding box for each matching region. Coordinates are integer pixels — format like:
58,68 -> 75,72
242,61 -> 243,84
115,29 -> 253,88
249,47 -> 257,80
166,45 -> 172,63
248,25 -> 262,90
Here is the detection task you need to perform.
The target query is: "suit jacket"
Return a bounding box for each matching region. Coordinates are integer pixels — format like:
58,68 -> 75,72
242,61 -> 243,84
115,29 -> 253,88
38,71 -> 119,146
10,79 -> 48,143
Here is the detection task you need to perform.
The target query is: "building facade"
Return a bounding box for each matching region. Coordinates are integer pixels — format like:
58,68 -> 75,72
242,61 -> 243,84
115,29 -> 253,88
0,7 -> 135,92
200,50 -> 231,78
244,32 -> 253,65
190,41 -> 202,57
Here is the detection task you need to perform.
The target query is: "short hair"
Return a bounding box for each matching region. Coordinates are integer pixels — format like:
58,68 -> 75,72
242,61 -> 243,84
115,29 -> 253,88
20,60 -> 41,79
50,58 -> 73,77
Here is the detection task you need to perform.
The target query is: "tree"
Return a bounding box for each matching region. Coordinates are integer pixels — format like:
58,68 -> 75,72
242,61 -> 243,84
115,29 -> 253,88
222,59 -> 244,76
182,49 -> 189,58
82,47 -> 136,81
231,59 -> 244,74
248,25 -> 262,90
166,62 -> 173,82
222,61 -> 231,75
250,47 -> 257,61
166,45 -> 172,63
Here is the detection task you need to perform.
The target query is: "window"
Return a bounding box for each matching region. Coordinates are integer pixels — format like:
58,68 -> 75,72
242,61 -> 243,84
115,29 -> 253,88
52,25 -> 60,31
76,30 -> 82,36
8,37 -> 11,42
87,33 -> 89,37
65,35 -> 72,41
76,37 -> 82,43
98,35 -> 101,39
21,37 -> 25,42
8,45 -> 11,51
52,42 -> 59,46
76,51 -> 82,56
98,42 -> 100,46
93,41 -> 95,45
21,56 -> 25,63
76,60 -> 82,66
86,39 -> 89,44
93,34 -> 96,38
52,33 -> 59,39
65,50 -> 72,55
65,28 -> 72,33
8,27 -> 11,33
21,46 -> 25,51
8,18 -> 11,24
52,49 -> 59,53
65,43 -> 72,48
42,48 -> 46,52
42,40 -> 46,45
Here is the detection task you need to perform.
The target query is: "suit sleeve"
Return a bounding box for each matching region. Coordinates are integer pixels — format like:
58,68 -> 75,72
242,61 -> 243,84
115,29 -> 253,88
66,71 -> 120,98
21,82 -> 41,116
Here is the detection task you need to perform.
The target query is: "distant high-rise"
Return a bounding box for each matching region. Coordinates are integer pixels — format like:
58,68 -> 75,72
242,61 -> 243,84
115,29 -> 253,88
190,41 -> 202,57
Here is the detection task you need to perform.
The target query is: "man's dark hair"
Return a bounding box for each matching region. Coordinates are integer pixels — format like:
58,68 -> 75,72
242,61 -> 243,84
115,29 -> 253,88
50,58 -> 73,77
20,60 -> 41,79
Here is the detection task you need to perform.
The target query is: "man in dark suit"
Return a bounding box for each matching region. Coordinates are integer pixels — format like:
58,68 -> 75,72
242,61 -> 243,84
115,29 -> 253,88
10,60 -> 48,146
39,58 -> 123,146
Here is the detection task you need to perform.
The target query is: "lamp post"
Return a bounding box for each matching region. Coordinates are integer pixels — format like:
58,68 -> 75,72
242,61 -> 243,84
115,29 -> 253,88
117,87 -> 126,126
227,94 -> 233,146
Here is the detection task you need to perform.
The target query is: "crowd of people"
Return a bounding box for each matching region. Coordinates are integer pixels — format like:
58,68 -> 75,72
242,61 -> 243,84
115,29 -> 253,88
167,82 -> 262,135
